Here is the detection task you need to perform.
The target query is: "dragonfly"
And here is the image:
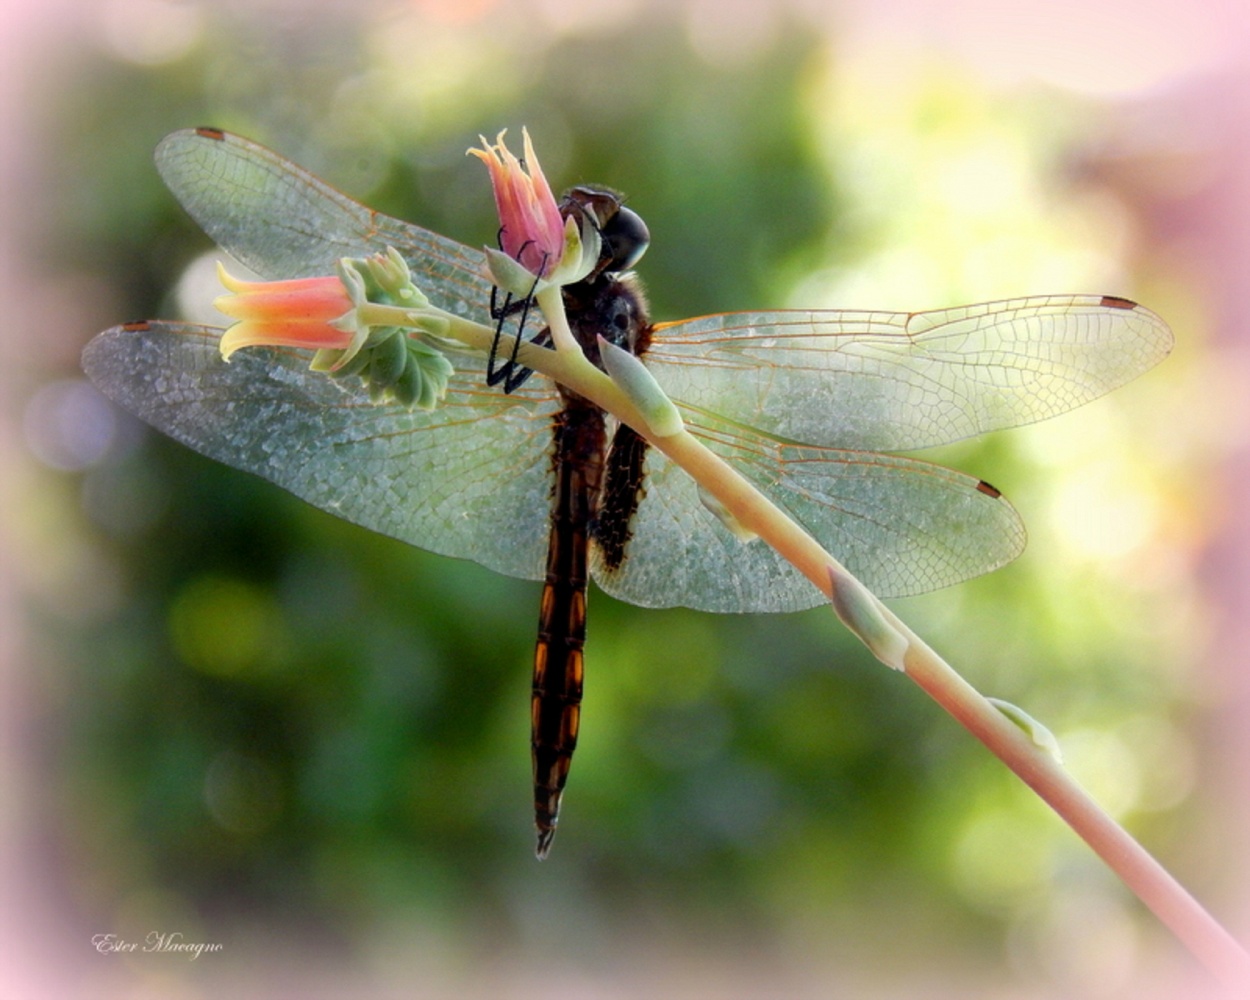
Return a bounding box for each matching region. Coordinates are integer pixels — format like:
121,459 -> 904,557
82,128 -> 1173,856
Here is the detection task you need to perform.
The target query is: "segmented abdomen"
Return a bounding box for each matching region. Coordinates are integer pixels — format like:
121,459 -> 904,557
531,400 -> 606,858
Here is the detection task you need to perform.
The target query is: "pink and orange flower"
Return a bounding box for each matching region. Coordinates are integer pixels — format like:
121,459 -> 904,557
469,129 -> 599,301
469,128 -> 566,280
214,266 -> 355,360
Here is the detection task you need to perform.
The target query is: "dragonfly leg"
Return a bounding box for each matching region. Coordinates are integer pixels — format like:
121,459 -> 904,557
486,286 -> 520,386
487,248 -> 550,393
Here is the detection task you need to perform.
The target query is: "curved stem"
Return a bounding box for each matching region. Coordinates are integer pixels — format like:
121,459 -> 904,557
435,305 -> 1249,985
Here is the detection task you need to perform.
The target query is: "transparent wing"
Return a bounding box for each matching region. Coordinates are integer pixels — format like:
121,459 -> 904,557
83,322 -> 559,581
155,128 -> 492,322
648,296 -> 1173,453
591,416 -> 1025,612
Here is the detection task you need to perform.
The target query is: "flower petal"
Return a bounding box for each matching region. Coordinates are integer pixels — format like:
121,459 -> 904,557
214,271 -> 352,324
219,319 -> 354,361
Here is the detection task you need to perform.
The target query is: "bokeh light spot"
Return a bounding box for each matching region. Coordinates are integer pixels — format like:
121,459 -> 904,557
24,380 -> 120,471
952,807 -> 1054,911
1060,726 -> 1143,819
1050,464 -> 1161,562
96,0 -> 203,66
168,575 -> 290,679
685,0 -> 778,69
177,251 -> 257,326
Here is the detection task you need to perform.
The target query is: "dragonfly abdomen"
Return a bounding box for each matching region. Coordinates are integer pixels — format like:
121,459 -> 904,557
532,401 -> 607,858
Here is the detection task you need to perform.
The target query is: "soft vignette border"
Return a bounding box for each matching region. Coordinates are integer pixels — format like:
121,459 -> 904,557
3,0 -> 1249,997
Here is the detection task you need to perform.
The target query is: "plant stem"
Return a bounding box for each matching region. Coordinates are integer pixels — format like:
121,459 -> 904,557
436,308 -> 1250,985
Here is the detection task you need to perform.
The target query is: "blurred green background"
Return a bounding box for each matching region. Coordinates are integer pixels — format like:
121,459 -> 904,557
6,0 -> 1245,996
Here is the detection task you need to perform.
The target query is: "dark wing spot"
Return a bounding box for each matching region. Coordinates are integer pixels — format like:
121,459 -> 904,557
121,321 -> 152,332
194,126 -> 227,141
976,480 -> 1003,499
1099,295 -> 1137,310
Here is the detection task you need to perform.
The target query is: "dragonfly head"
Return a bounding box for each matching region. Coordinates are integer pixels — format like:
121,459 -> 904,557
560,186 -> 650,278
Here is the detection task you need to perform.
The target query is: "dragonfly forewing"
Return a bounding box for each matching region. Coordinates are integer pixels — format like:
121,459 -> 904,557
646,296 -> 1173,453
155,128 -> 493,322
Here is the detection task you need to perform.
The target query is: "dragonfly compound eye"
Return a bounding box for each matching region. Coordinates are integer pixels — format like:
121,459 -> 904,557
602,206 -> 649,271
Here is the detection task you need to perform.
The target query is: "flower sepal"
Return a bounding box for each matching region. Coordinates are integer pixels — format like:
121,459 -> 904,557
556,211 -> 602,286
341,246 -> 430,315
324,249 -> 430,370
314,327 -> 453,410
483,246 -> 543,301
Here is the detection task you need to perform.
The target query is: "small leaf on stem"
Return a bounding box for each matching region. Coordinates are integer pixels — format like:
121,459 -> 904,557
828,564 -> 909,671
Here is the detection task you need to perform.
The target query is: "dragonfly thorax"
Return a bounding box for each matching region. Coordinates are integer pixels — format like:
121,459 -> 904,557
561,269 -> 652,375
